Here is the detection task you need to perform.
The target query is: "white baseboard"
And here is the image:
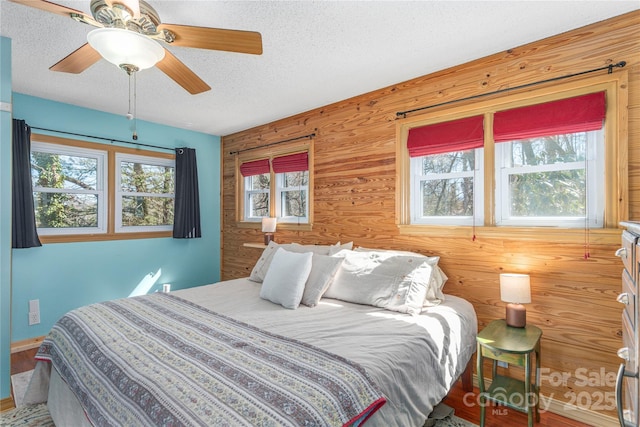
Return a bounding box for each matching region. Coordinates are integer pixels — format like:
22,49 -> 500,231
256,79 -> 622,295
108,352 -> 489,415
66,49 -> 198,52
472,374 -> 617,427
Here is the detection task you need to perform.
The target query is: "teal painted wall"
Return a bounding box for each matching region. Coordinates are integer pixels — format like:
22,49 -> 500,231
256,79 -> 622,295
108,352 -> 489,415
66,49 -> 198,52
0,36 -> 13,401
10,93 -> 221,342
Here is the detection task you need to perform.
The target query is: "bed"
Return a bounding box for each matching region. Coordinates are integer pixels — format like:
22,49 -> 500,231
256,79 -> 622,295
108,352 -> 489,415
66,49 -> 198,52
24,244 -> 477,427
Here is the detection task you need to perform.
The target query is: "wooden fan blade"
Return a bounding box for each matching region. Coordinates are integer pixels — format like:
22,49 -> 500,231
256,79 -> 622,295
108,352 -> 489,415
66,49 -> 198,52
158,23 -> 263,55
156,49 -> 211,95
50,44 -> 102,74
8,0 -> 100,26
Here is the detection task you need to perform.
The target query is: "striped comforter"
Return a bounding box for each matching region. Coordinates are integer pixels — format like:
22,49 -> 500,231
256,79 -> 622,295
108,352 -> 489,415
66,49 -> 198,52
35,292 -> 386,426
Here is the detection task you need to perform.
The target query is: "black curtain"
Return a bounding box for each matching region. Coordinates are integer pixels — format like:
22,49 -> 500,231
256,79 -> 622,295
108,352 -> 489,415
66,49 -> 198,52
12,119 -> 41,248
173,147 -> 201,238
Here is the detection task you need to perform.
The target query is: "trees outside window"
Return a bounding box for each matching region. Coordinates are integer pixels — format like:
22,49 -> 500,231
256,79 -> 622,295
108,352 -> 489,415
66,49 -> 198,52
411,149 -> 483,226
30,135 -> 176,242
276,171 -> 308,222
244,173 -> 270,219
238,148 -> 312,226
404,89 -> 608,230
116,153 -> 175,232
495,130 -> 604,227
31,142 -> 106,234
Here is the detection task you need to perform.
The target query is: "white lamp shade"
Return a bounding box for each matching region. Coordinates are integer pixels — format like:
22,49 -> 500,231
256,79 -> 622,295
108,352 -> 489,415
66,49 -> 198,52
87,28 -> 165,70
500,273 -> 531,304
261,217 -> 277,233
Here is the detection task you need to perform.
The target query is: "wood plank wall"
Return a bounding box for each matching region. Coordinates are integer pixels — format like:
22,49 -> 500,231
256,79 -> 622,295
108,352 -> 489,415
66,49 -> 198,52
222,11 -> 640,420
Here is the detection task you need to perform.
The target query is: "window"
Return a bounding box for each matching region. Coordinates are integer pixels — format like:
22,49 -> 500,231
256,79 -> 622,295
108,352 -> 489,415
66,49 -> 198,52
116,153 -> 175,232
237,144 -> 313,227
493,91 -> 606,227
495,130 -> 604,227
241,158 -> 271,221
407,115 -> 484,226
31,134 -> 175,242
411,148 -> 483,225
273,152 -> 309,223
397,74 -> 626,236
31,141 -> 107,235
275,170 -> 309,222
244,174 -> 271,220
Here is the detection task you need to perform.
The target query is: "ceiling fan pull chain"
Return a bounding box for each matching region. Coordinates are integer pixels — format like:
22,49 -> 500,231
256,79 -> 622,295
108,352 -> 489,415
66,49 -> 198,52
127,71 -> 133,120
132,72 -> 138,140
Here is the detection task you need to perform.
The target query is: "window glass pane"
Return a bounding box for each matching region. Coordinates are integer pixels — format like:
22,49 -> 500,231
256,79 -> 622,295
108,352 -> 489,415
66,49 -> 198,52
248,174 -> 270,190
422,151 -> 475,174
121,195 -> 174,226
33,192 -> 98,228
508,170 -> 585,217
421,178 -> 474,216
414,149 -> 478,222
120,161 -> 174,194
31,151 -> 98,190
283,171 -> 308,187
496,128 -> 602,227
249,193 -> 269,217
281,190 -> 307,217
506,133 -> 586,167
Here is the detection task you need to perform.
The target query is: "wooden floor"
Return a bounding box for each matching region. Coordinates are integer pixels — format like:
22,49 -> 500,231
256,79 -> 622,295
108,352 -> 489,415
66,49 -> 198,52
10,347 -> 38,376
11,348 -> 593,426
443,380 -> 594,427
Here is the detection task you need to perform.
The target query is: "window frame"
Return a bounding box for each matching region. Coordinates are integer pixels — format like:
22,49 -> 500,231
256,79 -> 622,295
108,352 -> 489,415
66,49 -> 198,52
275,170 -> 310,223
243,172 -> 271,222
31,134 -> 176,244
31,141 -> 108,236
115,152 -> 176,233
396,72 -> 628,242
410,148 -> 484,226
235,140 -> 314,231
494,130 -> 605,228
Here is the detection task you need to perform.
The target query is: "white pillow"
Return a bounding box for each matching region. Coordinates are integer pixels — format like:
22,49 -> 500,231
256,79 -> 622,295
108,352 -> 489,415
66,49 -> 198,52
260,248 -> 313,309
354,247 -> 447,306
249,241 -> 280,282
324,250 -> 439,315
288,243 -> 332,255
424,266 -> 447,307
249,242 -> 332,283
300,254 -> 345,307
355,247 -> 423,257
328,241 -> 354,255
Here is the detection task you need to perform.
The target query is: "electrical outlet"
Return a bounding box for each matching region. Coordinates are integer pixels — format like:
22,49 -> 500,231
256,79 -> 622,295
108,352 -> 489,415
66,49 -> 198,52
497,361 -> 508,368
28,299 -> 40,325
28,311 -> 40,325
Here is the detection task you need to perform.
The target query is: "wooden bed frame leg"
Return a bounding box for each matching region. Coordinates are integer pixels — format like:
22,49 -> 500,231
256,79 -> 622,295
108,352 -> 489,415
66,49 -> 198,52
461,359 -> 473,392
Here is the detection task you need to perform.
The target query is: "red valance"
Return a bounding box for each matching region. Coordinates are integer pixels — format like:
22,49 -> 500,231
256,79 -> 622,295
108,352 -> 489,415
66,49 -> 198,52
407,115 -> 484,157
494,91 -> 605,142
239,158 -> 270,177
272,152 -> 308,173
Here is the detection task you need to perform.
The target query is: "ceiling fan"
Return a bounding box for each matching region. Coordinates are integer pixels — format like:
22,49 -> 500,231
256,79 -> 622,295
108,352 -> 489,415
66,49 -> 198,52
9,0 -> 263,94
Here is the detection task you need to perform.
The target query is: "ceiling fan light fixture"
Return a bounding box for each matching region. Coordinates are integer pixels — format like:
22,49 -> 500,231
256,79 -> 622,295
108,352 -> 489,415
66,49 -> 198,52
87,27 -> 165,70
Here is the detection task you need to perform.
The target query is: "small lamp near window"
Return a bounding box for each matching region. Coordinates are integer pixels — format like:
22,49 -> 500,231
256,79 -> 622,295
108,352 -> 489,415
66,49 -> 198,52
500,273 -> 531,328
262,217 -> 277,245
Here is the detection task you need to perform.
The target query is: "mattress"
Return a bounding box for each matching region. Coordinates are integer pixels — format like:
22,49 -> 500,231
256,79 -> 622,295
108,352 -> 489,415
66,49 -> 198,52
26,277 -> 477,426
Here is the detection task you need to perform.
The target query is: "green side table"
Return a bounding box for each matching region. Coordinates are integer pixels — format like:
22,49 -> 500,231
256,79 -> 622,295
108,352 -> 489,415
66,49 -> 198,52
476,319 -> 542,427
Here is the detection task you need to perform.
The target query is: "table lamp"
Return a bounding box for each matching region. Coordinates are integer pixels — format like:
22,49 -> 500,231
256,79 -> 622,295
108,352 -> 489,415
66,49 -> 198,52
500,273 -> 531,328
262,217 -> 277,245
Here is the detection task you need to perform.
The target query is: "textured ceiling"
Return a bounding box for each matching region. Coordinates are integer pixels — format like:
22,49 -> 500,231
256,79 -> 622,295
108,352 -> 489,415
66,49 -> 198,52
1,1 -> 638,137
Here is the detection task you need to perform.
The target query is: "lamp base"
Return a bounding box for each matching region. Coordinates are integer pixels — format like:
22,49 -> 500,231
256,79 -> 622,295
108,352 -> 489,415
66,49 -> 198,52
505,303 -> 526,328
263,233 -> 274,245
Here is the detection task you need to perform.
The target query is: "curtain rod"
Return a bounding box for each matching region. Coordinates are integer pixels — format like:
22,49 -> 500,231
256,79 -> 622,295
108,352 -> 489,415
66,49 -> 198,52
229,133 -> 316,156
31,127 -> 175,152
396,61 -> 627,119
